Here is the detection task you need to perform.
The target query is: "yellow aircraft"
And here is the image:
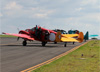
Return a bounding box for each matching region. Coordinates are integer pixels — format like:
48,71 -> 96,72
55,31 -> 84,47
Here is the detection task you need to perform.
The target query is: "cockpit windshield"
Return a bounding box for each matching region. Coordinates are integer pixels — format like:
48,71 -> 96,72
31,28 -> 35,31
25,29 -> 29,32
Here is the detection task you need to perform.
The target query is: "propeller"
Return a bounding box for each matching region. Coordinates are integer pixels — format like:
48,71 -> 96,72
17,37 -> 20,41
17,28 -> 20,41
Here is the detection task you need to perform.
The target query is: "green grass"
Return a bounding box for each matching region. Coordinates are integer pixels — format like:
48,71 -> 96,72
0,35 -> 16,37
32,40 -> 100,72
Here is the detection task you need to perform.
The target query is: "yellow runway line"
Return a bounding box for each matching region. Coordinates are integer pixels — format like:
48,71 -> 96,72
21,40 -> 90,72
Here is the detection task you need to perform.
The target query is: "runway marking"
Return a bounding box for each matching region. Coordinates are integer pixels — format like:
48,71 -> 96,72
21,40 -> 90,72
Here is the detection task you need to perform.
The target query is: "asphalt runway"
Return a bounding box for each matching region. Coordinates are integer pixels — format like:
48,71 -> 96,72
0,37 -> 85,72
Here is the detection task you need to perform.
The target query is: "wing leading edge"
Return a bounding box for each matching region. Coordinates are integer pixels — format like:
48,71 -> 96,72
62,34 -> 78,38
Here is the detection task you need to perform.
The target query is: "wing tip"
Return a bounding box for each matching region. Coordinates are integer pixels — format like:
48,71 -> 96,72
2,32 -> 5,34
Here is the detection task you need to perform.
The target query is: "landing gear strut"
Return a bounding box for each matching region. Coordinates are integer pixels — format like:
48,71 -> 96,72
42,42 -> 47,46
73,42 -> 75,45
23,40 -> 27,46
64,42 -> 67,47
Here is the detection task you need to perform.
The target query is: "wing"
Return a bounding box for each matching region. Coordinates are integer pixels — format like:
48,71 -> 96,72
55,32 -> 84,43
61,37 -> 79,42
61,32 -> 84,43
2,32 -> 34,40
62,34 -> 78,38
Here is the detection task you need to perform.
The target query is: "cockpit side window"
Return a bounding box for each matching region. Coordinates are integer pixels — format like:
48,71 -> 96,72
31,28 -> 35,31
25,29 -> 28,32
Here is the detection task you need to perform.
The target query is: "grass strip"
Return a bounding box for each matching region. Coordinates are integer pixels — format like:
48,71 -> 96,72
32,40 -> 100,72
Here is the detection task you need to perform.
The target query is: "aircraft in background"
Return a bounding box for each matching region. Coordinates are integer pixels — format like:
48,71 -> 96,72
68,30 -> 89,42
89,34 -> 99,39
2,25 -> 84,47
68,30 -> 79,34
53,29 -> 67,34
84,31 -> 89,41
53,29 -> 86,44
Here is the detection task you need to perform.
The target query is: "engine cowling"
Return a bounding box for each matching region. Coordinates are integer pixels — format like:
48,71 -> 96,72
49,32 -> 61,42
49,33 -> 55,41
19,30 -> 29,35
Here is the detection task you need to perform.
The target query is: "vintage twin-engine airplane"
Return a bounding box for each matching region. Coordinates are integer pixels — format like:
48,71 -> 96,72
2,26 -> 84,47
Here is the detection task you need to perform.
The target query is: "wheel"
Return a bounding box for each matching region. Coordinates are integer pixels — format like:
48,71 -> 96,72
23,41 -> 27,46
64,42 -> 67,47
73,42 -> 75,45
64,44 -> 66,47
54,42 -> 57,44
42,42 -> 47,46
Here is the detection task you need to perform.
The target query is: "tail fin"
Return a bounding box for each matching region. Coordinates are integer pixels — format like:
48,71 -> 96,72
84,31 -> 89,40
77,32 -> 84,43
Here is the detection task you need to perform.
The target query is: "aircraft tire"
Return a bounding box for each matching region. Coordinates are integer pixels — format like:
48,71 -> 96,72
73,42 -> 75,45
64,44 -> 66,47
42,42 -> 47,46
64,42 -> 67,47
23,41 -> 27,46
54,42 -> 57,44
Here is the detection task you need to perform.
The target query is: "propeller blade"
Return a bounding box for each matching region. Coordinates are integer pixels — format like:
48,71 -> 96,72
17,37 -> 20,41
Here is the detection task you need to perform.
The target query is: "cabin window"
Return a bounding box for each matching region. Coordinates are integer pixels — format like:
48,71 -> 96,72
26,29 -> 29,32
31,28 -> 35,31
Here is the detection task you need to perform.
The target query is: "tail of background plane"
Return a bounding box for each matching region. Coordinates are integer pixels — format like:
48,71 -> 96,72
84,31 -> 89,41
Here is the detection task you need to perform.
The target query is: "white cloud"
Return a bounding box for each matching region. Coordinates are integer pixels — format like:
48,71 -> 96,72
29,8 -> 55,18
4,1 -> 23,10
75,7 -> 84,11
79,13 -> 100,24
81,0 -> 98,5
34,13 -> 47,18
3,1 -> 55,18
0,13 -> 3,17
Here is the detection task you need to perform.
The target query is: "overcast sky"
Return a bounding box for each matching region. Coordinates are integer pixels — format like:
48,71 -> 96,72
0,0 -> 100,38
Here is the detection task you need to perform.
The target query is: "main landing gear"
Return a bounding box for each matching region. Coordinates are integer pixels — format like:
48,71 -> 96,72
73,42 -> 75,45
22,41 -> 47,46
64,42 -> 67,47
54,42 -> 57,44
42,42 -> 47,46
22,40 -> 27,46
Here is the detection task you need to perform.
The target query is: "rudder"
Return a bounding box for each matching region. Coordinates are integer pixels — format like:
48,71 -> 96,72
77,32 -> 84,43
